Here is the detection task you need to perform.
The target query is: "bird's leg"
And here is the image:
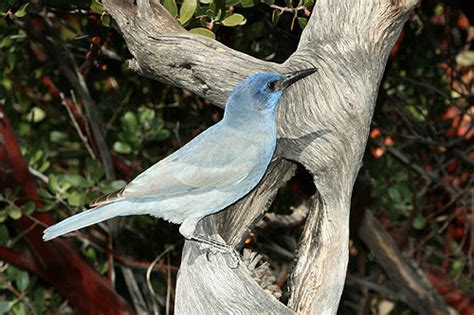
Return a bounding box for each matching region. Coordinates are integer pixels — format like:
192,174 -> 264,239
189,234 -> 231,250
179,219 -> 240,268
189,235 -> 240,269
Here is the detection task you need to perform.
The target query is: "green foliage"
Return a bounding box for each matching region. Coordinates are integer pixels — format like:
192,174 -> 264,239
158,0 -> 312,36
0,0 -> 472,313
189,27 -> 216,39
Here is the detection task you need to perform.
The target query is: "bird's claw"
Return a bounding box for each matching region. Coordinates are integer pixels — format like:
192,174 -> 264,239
190,235 -> 240,268
205,247 -> 219,261
204,246 -> 240,268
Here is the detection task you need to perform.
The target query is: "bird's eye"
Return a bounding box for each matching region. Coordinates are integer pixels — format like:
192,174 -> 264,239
267,81 -> 277,91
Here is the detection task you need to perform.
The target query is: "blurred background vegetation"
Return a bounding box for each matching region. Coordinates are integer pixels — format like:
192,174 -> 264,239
0,0 -> 472,314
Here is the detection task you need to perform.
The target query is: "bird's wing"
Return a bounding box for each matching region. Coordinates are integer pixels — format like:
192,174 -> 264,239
91,125 -> 255,207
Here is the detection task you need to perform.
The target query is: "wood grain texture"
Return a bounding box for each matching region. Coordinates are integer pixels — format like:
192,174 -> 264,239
102,0 -> 419,313
176,218 -> 294,315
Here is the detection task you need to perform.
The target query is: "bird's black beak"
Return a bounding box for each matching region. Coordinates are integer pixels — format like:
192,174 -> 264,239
275,68 -> 317,91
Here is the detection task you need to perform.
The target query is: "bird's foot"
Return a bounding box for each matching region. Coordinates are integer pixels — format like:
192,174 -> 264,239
190,235 -> 240,268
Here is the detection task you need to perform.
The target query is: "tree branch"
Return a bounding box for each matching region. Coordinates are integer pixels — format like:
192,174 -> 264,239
358,210 -> 450,315
0,106 -> 135,315
102,0 -> 419,313
0,246 -> 44,277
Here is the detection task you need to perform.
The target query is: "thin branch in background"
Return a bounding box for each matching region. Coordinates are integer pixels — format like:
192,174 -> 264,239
59,92 -> 97,160
28,166 -> 49,184
401,76 -> 451,99
146,246 -> 176,298
345,275 -> 403,302
0,246 -> 40,276
166,255 -> 172,315
0,278 -> 38,315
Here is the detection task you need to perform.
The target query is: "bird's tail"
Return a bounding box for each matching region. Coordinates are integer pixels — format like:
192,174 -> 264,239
43,201 -> 135,241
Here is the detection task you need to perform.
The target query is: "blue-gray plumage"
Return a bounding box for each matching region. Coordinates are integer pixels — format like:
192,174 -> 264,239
43,69 -> 316,247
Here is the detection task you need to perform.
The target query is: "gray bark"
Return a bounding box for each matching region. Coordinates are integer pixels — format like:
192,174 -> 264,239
102,0 -> 419,313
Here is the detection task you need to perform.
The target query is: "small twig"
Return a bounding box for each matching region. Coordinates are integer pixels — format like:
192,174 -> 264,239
345,275 -> 402,302
270,4 -> 305,14
401,77 -> 451,99
146,246 -> 176,300
166,255 -> 172,315
59,92 -> 97,160
72,232 -> 179,272
374,138 -> 460,195
28,166 -> 49,184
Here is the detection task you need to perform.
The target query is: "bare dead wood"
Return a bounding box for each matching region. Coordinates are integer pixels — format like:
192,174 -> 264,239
102,0 -> 419,313
176,218 -> 294,314
350,175 -> 451,314
256,198 -> 311,229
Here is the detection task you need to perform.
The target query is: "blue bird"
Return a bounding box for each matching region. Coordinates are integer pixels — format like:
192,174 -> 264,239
43,69 -> 316,251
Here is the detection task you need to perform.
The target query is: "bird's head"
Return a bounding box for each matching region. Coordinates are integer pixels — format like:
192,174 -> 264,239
224,68 -> 317,122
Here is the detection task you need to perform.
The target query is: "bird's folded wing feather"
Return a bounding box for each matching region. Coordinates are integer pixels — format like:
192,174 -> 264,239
91,126 -> 255,206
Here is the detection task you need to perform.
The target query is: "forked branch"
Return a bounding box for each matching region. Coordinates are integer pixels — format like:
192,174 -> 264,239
102,0 -> 419,313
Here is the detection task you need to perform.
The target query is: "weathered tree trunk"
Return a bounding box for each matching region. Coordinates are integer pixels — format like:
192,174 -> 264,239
103,0 -> 419,313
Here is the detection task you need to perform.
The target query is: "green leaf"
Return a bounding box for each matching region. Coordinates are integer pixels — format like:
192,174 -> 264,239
14,3 -> 29,18
113,141 -> 132,154
86,158 -> 104,181
100,180 -> 126,194
3,187 -> 14,198
297,17 -> 307,29
412,213 -> 426,230
221,13 -> 246,26
0,225 -> 9,243
121,112 -> 138,132
27,107 -> 46,123
189,28 -> 216,39
163,0 -> 178,17
450,260 -> 464,277
200,0 -> 211,3
178,0 -> 197,25
67,191 -> 86,207
387,187 -> 401,202
48,175 -> 59,192
101,14 -> 110,27
271,10 -> 281,25
16,271 -> 29,292
0,301 -> 12,314
225,0 -> 242,6
11,302 -> 26,315
7,207 -> 22,220
0,212 -> 7,223
49,130 -> 68,143
61,174 -> 89,188
1,79 -> 12,91
109,180 -> 126,191
90,0 -> 105,14
0,36 -> 13,48
239,0 -> 257,8
138,108 -> 156,124
23,201 -> 36,215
